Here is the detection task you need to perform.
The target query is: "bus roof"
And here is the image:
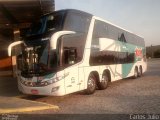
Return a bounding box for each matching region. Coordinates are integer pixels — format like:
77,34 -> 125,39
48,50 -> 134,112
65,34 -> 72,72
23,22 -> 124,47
44,9 -> 92,18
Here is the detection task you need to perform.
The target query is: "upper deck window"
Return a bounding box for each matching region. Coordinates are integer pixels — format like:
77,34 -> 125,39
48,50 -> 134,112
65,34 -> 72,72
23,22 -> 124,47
46,13 -> 64,32
64,11 -> 91,33
26,11 -> 65,36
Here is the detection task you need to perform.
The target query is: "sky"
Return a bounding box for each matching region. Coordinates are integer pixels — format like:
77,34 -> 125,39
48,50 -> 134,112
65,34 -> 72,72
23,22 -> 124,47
55,0 -> 160,46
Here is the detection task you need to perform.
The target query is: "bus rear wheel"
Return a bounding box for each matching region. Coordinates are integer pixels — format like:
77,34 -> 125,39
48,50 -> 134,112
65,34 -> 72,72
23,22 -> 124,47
133,67 -> 138,79
139,66 -> 143,77
98,72 -> 109,90
85,73 -> 96,95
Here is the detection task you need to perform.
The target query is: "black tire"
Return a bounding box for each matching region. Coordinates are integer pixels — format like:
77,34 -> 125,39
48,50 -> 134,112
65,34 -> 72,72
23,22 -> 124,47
98,72 -> 109,90
133,67 -> 138,79
85,73 -> 96,95
139,66 -> 143,77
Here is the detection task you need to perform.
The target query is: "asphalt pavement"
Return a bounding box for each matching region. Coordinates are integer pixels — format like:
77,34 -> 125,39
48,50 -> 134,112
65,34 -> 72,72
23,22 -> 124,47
0,77 -> 58,114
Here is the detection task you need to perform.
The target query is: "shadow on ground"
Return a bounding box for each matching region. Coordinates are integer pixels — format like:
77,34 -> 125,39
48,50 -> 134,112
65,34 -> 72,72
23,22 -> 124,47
0,77 -> 21,97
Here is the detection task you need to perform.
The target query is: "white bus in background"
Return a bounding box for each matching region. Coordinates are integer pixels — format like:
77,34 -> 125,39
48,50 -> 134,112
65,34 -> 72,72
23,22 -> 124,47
8,9 -> 147,96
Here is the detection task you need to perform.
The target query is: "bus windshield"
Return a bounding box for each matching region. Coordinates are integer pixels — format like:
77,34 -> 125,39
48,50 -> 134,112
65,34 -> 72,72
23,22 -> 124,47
26,12 -> 65,36
18,40 -> 58,77
27,18 -> 45,36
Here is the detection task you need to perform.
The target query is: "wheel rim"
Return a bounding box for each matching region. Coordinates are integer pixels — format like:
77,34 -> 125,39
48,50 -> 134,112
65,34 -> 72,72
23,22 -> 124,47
88,77 -> 95,91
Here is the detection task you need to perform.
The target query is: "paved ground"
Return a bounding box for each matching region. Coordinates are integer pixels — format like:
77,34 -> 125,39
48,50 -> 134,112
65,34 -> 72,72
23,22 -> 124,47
0,74 -> 58,114
0,96 -> 58,114
0,76 -> 20,97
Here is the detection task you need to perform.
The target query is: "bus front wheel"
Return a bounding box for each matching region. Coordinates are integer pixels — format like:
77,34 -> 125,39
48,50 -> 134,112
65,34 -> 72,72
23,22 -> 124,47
85,73 -> 96,95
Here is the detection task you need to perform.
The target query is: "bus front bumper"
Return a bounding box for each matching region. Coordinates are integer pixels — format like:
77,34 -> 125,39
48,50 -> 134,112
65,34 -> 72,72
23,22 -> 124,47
17,79 -> 66,96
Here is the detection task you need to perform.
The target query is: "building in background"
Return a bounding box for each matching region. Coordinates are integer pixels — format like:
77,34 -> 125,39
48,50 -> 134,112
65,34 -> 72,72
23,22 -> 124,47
146,45 -> 160,58
0,0 -> 55,76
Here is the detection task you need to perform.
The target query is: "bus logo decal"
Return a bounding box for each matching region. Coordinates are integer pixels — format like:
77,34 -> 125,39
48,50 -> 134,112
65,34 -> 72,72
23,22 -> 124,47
135,48 -> 142,57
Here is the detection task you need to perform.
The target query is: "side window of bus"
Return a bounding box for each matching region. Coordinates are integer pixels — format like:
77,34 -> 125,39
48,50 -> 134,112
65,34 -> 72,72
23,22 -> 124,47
46,14 -> 63,31
92,20 -> 108,39
92,20 -> 108,50
64,12 -> 90,33
107,24 -> 118,40
61,34 -> 85,66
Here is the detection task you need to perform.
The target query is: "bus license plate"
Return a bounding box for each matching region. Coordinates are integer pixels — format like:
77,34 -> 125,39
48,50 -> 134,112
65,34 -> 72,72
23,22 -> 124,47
31,89 -> 39,94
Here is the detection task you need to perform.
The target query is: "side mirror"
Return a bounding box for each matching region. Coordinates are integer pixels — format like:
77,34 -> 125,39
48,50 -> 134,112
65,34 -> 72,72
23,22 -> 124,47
8,41 -> 24,56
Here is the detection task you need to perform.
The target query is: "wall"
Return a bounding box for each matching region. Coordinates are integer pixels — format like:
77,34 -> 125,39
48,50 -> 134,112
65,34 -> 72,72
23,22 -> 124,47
0,28 -> 13,76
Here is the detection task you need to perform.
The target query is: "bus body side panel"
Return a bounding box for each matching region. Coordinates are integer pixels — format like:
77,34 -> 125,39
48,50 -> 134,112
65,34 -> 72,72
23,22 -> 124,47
78,66 -> 85,91
64,64 -> 80,95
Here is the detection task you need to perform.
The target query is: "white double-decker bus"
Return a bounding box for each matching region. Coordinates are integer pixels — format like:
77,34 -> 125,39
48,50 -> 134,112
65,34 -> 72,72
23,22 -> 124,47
8,9 -> 147,96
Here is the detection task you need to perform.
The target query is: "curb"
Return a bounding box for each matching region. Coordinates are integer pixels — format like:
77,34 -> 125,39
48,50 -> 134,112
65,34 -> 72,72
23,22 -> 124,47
0,106 -> 59,114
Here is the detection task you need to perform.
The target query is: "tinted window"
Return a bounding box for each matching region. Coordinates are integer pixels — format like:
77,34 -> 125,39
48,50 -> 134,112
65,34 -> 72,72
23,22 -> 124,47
90,50 -> 135,66
46,13 -> 64,32
93,20 -> 108,39
61,33 -> 86,66
91,20 -> 109,52
26,12 -> 65,36
64,12 -> 91,33
93,20 -> 124,42
107,24 -> 119,40
90,20 -> 135,66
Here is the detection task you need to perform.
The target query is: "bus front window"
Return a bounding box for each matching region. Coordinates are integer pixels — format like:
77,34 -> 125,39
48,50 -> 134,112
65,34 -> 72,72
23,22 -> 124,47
26,12 -> 64,37
46,14 -> 64,32
26,17 -> 46,36
37,45 -> 58,71
18,41 -> 59,77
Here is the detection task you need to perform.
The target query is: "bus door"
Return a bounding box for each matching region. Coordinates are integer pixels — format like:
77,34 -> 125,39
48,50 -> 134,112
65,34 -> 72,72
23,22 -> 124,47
63,47 -> 80,94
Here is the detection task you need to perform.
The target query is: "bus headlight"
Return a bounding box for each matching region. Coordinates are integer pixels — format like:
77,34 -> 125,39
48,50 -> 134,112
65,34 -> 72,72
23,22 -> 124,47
38,76 -> 63,86
46,75 -> 64,84
51,86 -> 60,92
